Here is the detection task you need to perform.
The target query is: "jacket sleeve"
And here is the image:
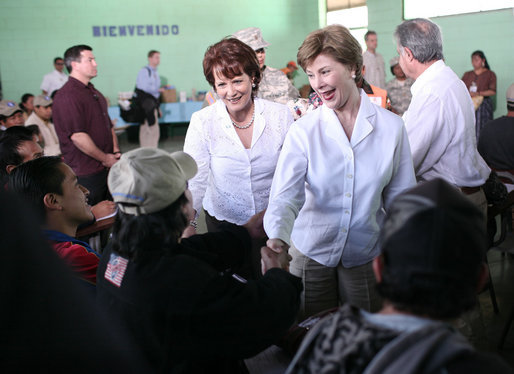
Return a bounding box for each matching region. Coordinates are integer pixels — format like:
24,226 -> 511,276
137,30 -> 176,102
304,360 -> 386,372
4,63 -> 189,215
178,267 -> 303,359
179,225 -> 251,272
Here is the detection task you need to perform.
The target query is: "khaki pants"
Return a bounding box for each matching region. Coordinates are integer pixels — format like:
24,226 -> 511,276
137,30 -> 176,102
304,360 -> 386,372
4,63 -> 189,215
139,109 -> 160,148
289,244 -> 382,321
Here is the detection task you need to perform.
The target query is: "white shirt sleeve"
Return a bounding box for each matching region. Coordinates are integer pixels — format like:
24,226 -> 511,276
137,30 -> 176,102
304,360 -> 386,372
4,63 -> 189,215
264,126 -> 308,245
40,74 -> 50,92
183,111 -> 210,216
403,92 -> 446,177
382,124 -> 416,210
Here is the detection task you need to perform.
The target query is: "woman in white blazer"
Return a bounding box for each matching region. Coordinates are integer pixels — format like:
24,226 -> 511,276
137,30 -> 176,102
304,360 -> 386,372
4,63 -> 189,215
264,25 -> 416,320
184,38 -> 294,278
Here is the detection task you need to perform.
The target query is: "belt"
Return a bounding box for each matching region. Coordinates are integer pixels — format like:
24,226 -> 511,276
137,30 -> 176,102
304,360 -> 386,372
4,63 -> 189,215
460,186 -> 481,195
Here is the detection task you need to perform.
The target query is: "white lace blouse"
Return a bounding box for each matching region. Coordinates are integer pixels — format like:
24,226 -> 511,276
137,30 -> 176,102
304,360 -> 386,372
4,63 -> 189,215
183,98 -> 294,225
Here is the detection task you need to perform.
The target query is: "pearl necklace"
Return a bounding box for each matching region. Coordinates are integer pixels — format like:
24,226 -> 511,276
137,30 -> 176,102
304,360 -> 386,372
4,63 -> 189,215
230,109 -> 255,130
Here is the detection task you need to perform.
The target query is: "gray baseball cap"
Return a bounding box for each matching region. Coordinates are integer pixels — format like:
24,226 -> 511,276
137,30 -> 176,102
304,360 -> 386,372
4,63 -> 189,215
108,148 -> 197,215
33,95 -> 53,107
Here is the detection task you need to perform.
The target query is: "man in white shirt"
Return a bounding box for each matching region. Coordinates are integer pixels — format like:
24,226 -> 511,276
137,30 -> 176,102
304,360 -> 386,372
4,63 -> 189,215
396,18 -> 490,211
25,95 -> 61,156
362,31 -> 385,89
40,57 -> 68,97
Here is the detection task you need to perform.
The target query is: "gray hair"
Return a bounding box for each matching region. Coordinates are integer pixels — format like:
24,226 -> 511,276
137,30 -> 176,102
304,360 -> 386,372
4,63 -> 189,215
394,18 -> 443,63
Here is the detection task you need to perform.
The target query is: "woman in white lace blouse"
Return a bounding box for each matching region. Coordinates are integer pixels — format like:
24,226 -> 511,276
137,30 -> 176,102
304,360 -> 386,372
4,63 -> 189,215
183,38 -> 294,278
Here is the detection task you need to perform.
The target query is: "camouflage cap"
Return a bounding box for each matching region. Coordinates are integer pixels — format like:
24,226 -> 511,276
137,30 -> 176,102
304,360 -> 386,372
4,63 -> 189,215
389,56 -> 400,67
232,27 -> 270,51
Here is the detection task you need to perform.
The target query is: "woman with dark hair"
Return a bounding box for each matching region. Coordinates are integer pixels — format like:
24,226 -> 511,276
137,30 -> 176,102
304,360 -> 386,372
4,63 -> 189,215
97,148 -> 301,373
462,50 -> 497,139
183,37 -> 294,278
19,93 -> 34,121
264,25 -> 416,320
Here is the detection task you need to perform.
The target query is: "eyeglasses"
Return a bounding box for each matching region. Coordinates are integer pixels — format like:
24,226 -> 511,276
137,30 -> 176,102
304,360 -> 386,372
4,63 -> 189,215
55,62 -> 64,66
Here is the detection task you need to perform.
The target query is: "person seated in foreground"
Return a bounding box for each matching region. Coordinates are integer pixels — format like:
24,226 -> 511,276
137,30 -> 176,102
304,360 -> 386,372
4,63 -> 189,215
96,148 -> 302,373
0,190 -> 150,372
9,156 -> 100,286
478,83 -> 514,189
0,126 -> 115,218
286,179 -> 513,374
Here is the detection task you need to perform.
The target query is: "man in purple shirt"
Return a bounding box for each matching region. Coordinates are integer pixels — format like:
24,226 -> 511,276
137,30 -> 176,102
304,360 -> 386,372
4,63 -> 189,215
53,45 -> 120,205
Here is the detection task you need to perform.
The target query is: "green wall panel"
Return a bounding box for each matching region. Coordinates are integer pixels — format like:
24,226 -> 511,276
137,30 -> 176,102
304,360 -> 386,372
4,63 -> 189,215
365,0 -> 514,117
0,0 -> 319,104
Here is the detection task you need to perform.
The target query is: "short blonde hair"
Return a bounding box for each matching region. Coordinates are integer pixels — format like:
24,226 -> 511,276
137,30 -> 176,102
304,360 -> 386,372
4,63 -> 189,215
297,25 -> 363,84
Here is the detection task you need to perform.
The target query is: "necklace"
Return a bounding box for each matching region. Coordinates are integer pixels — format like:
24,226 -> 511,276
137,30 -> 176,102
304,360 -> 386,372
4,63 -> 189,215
230,108 -> 255,129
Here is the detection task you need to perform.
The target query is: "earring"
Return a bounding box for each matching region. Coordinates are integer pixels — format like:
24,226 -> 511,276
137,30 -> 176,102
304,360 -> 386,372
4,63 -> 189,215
252,83 -> 256,88
351,74 -> 356,79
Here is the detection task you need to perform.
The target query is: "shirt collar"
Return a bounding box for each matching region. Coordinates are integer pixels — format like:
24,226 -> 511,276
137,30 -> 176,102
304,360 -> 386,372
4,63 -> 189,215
68,76 -> 95,90
411,60 -> 445,96
44,229 -> 98,254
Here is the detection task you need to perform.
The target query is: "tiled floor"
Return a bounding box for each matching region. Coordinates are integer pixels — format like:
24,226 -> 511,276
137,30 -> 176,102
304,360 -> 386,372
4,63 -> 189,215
482,232 -> 514,366
119,130 -> 514,370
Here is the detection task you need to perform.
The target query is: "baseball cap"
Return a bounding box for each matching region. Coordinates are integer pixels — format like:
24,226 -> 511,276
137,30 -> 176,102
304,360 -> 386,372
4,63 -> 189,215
33,95 -> 53,107
507,83 -> 514,106
108,148 -> 197,215
232,27 -> 270,51
0,100 -> 22,117
389,56 -> 399,67
379,178 -> 487,285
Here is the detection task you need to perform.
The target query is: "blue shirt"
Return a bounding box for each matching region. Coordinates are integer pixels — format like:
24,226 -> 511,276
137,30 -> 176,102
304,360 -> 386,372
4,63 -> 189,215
136,65 -> 161,99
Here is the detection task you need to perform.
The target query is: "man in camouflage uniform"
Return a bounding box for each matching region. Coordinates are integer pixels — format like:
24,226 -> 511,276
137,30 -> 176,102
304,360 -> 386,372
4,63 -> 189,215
385,56 -> 414,116
233,27 -> 299,105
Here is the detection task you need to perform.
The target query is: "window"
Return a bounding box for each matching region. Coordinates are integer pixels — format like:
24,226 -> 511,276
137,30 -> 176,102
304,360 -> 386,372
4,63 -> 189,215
404,0 -> 513,19
327,6 -> 369,50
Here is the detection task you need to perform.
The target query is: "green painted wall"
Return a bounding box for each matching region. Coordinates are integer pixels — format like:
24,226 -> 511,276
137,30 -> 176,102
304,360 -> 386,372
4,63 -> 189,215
0,0 -> 319,104
365,0 -> 514,117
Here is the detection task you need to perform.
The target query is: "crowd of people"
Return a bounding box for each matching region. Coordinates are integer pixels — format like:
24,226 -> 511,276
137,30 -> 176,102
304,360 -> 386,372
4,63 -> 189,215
1,16 -> 513,373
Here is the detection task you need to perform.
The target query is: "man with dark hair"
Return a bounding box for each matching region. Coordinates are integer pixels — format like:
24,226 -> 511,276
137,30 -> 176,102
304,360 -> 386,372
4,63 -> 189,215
25,94 -> 61,156
0,126 -> 115,218
286,179 -> 512,374
395,18 -> 490,211
0,126 -> 42,186
52,44 -> 121,206
97,147 -> 302,373
9,156 -> 99,286
40,57 -> 68,97
0,100 -> 25,130
363,30 -> 385,89
134,49 -> 163,147
478,83 -> 514,177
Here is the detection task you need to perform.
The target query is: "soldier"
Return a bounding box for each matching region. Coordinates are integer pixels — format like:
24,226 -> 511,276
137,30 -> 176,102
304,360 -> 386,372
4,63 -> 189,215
233,27 -> 299,104
385,56 -> 414,116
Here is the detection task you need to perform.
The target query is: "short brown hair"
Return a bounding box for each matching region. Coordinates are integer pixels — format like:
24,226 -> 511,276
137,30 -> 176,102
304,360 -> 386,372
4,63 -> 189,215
297,25 -> 363,85
203,38 -> 261,95
148,50 -> 159,58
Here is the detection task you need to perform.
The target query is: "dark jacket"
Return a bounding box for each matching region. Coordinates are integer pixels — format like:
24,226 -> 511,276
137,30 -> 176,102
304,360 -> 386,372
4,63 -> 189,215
97,225 -> 302,373
134,88 -> 159,126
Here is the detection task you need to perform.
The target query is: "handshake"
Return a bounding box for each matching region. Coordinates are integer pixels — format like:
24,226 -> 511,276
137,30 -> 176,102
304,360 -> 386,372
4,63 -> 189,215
261,242 -> 291,275
242,211 -> 292,275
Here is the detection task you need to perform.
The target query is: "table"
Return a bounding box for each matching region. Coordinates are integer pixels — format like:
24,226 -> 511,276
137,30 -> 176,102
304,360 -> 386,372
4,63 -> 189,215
109,102 -> 203,130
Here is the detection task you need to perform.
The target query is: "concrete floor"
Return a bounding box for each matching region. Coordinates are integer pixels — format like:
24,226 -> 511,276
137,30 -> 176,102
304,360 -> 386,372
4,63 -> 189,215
118,128 -> 514,371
